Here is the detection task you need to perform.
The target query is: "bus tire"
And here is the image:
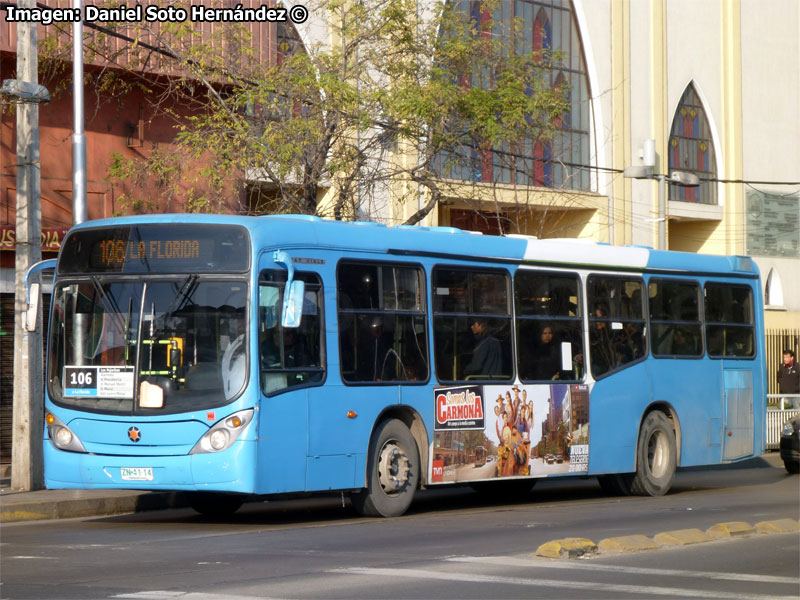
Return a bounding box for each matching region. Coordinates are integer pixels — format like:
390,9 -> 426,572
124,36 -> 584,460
597,474 -> 632,496
629,411 -> 677,496
187,492 -> 244,516
351,419 -> 420,518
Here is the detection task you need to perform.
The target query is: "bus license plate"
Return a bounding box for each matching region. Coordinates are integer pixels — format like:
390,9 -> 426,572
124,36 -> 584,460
120,467 -> 153,481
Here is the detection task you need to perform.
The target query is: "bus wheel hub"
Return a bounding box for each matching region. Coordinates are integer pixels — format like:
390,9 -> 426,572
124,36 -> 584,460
378,442 -> 409,494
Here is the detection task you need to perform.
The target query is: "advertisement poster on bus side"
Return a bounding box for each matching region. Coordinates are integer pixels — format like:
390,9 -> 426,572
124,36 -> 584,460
430,383 -> 590,484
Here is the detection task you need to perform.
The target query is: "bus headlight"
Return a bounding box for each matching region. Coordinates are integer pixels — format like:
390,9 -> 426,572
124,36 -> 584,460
190,409 -> 254,454
209,429 -> 229,451
45,413 -> 86,453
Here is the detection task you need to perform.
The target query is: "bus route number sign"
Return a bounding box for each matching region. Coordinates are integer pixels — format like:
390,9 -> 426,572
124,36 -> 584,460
64,367 -> 96,396
64,366 -> 134,399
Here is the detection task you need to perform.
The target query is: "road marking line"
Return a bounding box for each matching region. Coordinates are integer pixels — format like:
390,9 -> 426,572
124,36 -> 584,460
111,593 -> 267,600
448,555 -> 800,585
331,567 -> 798,600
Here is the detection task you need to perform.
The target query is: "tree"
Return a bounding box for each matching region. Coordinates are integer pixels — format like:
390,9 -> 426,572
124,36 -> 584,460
42,0 -> 573,225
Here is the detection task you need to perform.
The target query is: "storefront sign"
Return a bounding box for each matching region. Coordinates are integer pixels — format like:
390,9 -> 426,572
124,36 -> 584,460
0,226 -> 70,252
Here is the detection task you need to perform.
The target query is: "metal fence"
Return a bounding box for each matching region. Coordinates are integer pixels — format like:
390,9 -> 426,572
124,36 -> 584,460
766,408 -> 799,450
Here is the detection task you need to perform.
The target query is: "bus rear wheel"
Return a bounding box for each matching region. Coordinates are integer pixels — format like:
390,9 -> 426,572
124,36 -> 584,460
187,492 -> 244,516
351,419 -> 420,518
628,411 -> 677,496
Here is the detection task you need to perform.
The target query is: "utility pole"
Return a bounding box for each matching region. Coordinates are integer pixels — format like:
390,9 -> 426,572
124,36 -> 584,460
11,0 -> 44,491
73,0 -> 87,224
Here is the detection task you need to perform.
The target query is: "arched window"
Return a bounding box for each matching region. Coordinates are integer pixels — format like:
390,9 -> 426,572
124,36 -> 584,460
436,1 -> 592,192
765,268 -> 784,307
533,7 -> 552,54
668,85 -> 717,204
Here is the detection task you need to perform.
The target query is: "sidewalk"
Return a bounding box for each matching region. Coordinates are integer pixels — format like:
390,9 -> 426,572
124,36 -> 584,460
0,464 -> 188,523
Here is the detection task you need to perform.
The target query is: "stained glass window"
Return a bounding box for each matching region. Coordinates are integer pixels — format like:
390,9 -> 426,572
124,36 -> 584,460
435,0 -> 592,193
668,85 -> 717,204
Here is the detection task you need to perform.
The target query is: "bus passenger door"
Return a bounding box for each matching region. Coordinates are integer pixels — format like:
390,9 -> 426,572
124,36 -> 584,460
722,368 -> 754,460
306,385 -> 387,491
258,389 -> 309,494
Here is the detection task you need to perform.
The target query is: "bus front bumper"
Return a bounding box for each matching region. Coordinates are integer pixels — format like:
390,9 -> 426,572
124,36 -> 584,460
43,440 -> 257,493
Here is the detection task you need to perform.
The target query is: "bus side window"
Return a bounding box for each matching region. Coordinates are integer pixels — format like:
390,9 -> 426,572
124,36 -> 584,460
649,279 -> 703,358
587,276 -> 646,378
705,283 -> 755,358
515,270 -> 584,382
337,262 -> 429,384
432,267 -> 513,383
258,270 -> 325,394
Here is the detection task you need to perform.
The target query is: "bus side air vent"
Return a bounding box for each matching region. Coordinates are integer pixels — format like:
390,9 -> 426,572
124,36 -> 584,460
729,256 -> 754,273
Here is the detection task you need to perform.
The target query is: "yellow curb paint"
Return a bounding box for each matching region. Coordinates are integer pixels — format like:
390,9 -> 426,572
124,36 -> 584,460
535,537 -> 597,559
652,528 -> 713,546
755,519 -> 800,534
706,521 -> 755,538
598,534 -> 661,553
0,510 -> 50,522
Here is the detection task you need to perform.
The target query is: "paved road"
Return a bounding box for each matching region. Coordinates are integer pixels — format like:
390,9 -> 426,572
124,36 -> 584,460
1,455 -> 798,599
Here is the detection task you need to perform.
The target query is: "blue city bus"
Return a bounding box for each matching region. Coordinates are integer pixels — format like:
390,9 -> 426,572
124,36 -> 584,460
28,214 -> 766,517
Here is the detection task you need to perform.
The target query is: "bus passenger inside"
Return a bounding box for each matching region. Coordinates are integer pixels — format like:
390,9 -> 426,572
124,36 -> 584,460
261,326 -> 310,369
532,324 -> 562,380
261,321 -> 323,393
464,317 -> 502,378
589,306 -> 615,377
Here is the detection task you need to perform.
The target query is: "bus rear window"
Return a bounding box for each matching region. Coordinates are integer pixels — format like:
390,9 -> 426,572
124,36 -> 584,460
59,224 -> 250,274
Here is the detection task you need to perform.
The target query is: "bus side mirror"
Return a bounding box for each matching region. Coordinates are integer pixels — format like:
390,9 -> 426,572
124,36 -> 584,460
24,282 -> 40,332
24,258 -> 57,332
282,280 -> 305,329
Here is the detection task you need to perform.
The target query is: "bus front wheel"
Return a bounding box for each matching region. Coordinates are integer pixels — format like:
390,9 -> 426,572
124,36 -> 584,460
351,419 -> 420,518
629,411 -> 677,496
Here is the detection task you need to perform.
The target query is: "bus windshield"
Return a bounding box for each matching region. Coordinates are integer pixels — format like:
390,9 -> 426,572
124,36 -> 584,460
48,278 -> 248,415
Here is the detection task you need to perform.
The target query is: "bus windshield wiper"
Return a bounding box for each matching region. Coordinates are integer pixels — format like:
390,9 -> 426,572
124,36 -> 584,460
163,274 -> 198,319
90,275 -> 127,334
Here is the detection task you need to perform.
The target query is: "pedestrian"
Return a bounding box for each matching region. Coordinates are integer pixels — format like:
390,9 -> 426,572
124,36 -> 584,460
777,349 -> 800,409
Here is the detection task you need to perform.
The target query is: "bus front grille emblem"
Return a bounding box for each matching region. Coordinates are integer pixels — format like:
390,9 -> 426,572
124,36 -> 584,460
127,427 -> 142,443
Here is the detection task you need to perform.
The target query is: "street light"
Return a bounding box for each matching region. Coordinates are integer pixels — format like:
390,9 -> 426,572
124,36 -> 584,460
623,165 -> 701,250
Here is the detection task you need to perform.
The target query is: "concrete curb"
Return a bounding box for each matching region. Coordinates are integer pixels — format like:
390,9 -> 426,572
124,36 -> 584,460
706,521 -> 756,538
535,519 -> 800,559
755,518 -> 800,534
653,528 -> 715,546
1,491 -> 188,523
535,537 -> 597,559
598,534 -> 661,553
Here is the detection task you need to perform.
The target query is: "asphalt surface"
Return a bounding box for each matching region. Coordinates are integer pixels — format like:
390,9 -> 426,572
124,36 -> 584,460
0,462 -> 188,522
0,453 -> 790,523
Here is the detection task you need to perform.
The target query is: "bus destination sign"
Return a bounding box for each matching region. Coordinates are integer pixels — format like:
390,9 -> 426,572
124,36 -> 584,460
59,224 -> 250,274
98,239 -> 202,266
